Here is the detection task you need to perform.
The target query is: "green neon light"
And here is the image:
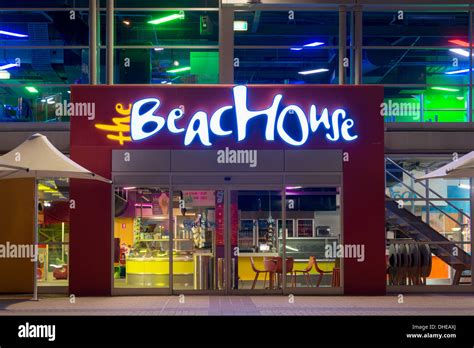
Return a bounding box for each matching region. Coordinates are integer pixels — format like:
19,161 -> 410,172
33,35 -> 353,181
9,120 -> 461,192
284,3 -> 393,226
166,66 -> 191,74
148,13 -> 185,25
25,86 -> 39,93
431,87 -> 460,92
234,21 -> 248,31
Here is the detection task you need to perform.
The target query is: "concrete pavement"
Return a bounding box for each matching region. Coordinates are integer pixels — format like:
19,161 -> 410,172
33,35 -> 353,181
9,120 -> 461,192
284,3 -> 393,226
0,294 -> 473,316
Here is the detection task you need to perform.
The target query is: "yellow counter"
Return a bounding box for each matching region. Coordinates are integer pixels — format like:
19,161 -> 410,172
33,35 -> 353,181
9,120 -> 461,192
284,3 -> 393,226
126,256 -> 194,275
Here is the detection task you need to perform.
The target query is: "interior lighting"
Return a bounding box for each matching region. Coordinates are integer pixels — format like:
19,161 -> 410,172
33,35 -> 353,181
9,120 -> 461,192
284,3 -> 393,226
449,48 -> 470,57
445,68 -> 472,75
233,21 -> 248,31
0,63 -> 19,70
25,86 -> 39,93
148,13 -> 185,25
298,68 -> 329,75
449,39 -> 470,47
304,41 -> 324,47
0,30 -> 28,38
166,66 -> 191,74
431,87 -> 460,92
0,71 -> 10,79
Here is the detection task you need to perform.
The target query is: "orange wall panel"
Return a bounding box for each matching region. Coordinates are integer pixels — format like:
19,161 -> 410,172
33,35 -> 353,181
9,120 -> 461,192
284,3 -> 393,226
0,178 -> 35,293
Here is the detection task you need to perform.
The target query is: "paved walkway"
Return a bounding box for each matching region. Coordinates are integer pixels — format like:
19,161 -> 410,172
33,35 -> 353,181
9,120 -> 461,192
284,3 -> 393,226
0,294 -> 473,316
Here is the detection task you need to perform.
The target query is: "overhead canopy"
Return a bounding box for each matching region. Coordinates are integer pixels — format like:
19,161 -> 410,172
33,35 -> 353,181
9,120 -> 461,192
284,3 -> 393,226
417,151 -> 474,181
0,133 -> 111,183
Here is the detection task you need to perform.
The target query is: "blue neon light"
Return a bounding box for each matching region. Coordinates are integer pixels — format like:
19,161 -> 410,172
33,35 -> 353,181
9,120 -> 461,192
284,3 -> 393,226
130,86 -> 358,146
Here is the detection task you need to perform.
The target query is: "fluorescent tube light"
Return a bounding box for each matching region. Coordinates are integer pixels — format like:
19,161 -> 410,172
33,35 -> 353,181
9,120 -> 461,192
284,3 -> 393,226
298,68 -> 329,75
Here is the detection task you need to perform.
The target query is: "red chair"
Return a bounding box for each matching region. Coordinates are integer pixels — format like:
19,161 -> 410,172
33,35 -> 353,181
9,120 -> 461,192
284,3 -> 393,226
292,256 -> 315,287
250,257 -> 274,289
53,265 -> 68,280
313,257 -> 333,287
263,257 -> 278,289
275,257 -> 294,288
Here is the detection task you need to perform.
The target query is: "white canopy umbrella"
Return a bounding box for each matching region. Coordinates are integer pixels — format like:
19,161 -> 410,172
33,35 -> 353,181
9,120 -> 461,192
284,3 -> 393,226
417,151 -> 474,181
0,133 -> 111,300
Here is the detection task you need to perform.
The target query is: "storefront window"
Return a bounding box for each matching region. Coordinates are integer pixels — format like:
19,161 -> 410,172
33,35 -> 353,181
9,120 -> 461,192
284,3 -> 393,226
37,178 -> 69,287
113,187 -> 170,288
385,156 -> 471,286
283,187 -> 341,288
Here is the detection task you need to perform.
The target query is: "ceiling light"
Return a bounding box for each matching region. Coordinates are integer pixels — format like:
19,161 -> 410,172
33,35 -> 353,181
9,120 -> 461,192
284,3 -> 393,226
0,71 -> 10,79
122,20 -> 131,26
233,21 -> 248,31
451,227 -> 462,232
304,41 -> 324,47
154,47 -> 164,51
166,66 -> 190,74
431,87 -> 460,92
148,13 -> 185,25
298,68 -> 329,75
449,39 -> 470,47
0,63 -> 19,70
0,30 -> 28,38
449,48 -> 470,57
290,47 -> 303,51
457,96 -> 465,100
445,68 -> 471,75
25,86 -> 39,93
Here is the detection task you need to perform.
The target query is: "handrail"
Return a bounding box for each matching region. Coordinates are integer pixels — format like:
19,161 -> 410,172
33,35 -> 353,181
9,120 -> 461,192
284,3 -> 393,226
385,157 -> 470,220
385,171 -> 464,227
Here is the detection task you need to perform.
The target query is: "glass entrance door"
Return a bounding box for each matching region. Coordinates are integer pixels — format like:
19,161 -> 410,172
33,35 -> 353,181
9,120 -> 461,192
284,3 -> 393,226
171,188 -> 227,293
230,189 -> 284,292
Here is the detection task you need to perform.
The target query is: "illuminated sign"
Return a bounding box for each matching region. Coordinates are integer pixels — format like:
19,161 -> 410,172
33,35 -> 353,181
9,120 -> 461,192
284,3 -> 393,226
96,85 -> 358,146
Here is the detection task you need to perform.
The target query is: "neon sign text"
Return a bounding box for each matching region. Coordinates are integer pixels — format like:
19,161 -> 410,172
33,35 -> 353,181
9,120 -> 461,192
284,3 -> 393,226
129,85 -> 358,146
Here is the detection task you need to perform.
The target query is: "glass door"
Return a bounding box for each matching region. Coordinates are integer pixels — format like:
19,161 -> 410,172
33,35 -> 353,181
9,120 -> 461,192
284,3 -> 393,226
230,189 -> 284,293
171,188 -> 226,293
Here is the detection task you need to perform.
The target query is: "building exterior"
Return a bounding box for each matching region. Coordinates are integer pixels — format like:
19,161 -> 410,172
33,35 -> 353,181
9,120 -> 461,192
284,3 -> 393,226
0,0 -> 473,296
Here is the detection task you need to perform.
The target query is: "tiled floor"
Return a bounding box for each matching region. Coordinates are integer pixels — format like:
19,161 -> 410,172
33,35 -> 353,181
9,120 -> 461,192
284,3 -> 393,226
0,294 -> 473,316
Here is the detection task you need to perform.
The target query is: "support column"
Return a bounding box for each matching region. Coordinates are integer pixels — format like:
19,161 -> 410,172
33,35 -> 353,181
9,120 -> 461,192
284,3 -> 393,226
338,6 -> 347,85
353,6 -> 362,85
106,0 -> 114,84
89,0 -> 98,84
219,6 -> 234,84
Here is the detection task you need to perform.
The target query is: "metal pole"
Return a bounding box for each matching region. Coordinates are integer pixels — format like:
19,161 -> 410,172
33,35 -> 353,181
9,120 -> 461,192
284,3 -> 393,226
338,5 -> 347,85
219,6 -> 234,84
32,178 -> 38,301
470,177 -> 474,286
106,0 -> 114,84
89,0 -> 97,84
281,185 -> 287,290
354,5 -> 362,85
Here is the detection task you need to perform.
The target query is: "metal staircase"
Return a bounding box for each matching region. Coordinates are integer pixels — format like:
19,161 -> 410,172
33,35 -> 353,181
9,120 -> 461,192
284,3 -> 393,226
385,157 -> 471,285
